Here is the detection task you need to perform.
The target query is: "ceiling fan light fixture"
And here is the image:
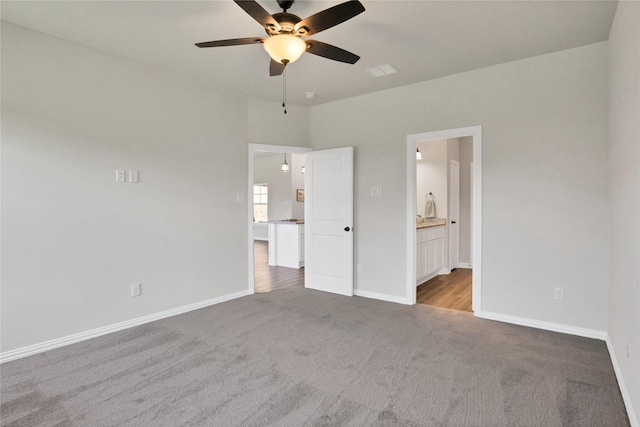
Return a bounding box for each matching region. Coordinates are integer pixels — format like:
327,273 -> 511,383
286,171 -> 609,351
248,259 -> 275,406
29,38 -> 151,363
264,34 -> 307,64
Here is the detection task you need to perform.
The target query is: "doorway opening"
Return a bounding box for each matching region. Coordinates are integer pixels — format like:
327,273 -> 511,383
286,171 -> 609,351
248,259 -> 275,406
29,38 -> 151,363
248,144 -> 311,294
406,127 -> 482,312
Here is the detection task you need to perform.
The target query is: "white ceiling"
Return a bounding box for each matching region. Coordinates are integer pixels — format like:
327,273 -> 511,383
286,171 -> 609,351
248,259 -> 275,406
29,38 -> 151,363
1,0 -> 617,106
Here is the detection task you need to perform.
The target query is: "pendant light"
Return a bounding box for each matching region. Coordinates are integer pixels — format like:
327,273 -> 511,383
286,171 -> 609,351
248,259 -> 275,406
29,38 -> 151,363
281,153 -> 289,172
416,148 -> 422,160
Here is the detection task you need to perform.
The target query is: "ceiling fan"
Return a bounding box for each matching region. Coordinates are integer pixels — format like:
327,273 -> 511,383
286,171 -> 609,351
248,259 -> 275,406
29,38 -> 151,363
195,0 -> 365,76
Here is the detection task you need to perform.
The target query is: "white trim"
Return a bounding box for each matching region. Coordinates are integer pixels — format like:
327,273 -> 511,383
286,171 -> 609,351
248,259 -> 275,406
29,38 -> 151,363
449,159 -> 460,270
477,310 -> 638,425
416,268 -> 451,287
605,336 -> 639,427
406,126 -> 482,312
476,310 -> 607,340
248,144 -> 312,295
0,290 -> 250,364
354,289 -> 409,305
458,263 -> 472,269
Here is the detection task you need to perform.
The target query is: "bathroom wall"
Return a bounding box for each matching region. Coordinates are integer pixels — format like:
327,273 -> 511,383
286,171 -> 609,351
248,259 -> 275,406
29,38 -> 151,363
416,139 -> 447,218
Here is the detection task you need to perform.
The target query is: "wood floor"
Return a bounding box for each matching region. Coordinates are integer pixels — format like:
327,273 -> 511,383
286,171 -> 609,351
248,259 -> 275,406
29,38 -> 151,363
254,240 -> 304,293
254,240 -> 470,312
417,268 -> 472,312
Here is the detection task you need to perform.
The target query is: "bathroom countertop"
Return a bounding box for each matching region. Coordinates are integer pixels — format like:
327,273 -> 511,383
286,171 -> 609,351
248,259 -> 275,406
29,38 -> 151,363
416,218 -> 446,229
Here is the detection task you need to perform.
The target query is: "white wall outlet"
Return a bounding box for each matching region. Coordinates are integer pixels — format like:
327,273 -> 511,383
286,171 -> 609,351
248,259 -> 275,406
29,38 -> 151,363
116,169 -> 126,182
553,287 -> 565,301
236,192 -> 245,203
131,283 -> 141,297
129,170 -> 139,183
370,187 -> 382,197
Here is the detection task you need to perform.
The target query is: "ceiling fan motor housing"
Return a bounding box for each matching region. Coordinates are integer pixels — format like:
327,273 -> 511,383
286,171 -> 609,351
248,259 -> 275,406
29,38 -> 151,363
276,0 -> 295,12
268,12 -> 304,35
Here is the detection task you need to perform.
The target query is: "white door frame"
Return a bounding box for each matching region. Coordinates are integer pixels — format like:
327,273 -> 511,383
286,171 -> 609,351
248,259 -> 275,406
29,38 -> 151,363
248,143 -> 312,294
406,126 -> 482,312
449,159 -> 460,270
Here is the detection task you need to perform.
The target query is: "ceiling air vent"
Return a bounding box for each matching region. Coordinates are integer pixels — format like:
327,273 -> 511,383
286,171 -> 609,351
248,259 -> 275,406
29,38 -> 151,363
365,64 -> 399,78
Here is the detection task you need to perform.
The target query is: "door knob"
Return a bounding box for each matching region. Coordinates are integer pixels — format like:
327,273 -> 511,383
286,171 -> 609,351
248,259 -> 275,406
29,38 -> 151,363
451,221 -> 456,224
344,227 -> 351,232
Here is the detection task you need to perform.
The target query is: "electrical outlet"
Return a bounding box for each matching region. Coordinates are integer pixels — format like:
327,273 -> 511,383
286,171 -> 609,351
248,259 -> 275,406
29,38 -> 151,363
129,170 -> 139,183
131,283 -> 141,297
553,287 -> 564,301
116,169 -> 126,182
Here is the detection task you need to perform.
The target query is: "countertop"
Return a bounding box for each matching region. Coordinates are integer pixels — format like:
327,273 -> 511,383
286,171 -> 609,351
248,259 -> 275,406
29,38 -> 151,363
268,220 -> 304,225
416,218 -> 446,229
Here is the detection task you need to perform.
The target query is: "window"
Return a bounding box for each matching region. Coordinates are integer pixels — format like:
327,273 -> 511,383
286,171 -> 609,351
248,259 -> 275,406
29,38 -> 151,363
253,184 -> 268,222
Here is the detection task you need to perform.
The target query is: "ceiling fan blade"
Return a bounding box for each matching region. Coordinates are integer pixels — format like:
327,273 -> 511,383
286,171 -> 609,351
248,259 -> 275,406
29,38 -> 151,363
305,40 -> 360,64
234,0 -> 281,32
294,0 -> 365,36
195,37 -> 264,48
270,59 -> 285,76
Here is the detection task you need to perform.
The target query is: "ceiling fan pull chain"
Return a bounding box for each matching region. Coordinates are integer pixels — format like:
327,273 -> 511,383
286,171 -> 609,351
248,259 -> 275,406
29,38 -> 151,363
282,66 -> 287,114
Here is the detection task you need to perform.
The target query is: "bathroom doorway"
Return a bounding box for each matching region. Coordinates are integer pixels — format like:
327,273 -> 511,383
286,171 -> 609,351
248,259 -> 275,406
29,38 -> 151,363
406,126 -> 482,313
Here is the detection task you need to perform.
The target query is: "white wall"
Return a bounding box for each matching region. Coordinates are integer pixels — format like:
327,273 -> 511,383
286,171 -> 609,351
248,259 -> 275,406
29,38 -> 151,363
247,98 -> 310,147
1,23 -> 249,353
310,42 -> 610,331
608,1 -> 640,423
416,139 -> 447,218
253,153 -> 304,221
254,154 -> 292,221
290,153 -> 305,219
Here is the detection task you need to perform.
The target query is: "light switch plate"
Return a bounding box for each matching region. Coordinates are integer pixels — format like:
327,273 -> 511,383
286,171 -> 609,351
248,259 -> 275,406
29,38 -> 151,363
129,170 -> 139,183
131,283 -> 141,297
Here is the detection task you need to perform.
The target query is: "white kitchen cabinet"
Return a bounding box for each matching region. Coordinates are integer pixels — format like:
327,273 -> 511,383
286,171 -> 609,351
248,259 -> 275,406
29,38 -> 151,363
268,222 -> 304,269
416,225 -> 446,285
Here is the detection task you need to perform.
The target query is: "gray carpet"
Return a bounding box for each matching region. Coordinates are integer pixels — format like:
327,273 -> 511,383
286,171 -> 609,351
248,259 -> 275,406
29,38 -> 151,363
1,288 -> 629,426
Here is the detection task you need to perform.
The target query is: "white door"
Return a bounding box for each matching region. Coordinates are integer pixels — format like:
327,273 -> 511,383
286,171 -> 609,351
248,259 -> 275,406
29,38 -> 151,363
450,160 -> 460,269
304,147 -> 354,296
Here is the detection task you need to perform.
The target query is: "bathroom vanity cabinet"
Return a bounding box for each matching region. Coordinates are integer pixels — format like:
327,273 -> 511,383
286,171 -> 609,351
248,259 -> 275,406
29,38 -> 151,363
416,224 -> 446,285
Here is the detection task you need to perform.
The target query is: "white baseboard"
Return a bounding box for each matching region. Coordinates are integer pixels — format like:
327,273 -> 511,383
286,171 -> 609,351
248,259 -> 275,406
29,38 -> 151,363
605,336 -> 639,427
0,289 -> 250,364
354,289 -> 409,305
457,263 -> 472,269
475,310 -> 607,340
475,311 -> 640,423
